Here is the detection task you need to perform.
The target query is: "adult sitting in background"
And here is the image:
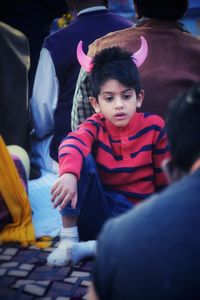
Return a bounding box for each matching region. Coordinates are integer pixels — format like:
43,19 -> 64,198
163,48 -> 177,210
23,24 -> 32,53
71,0 -> 200,131
30,0 -> 132,174
0,22 -> 55,245
0,21 -> 30,152
89,83 -> 200,300
0,0 -> 67,97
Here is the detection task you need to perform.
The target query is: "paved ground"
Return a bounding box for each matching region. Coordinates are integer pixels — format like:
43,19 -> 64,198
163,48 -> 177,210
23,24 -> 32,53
0,238 -> 93,299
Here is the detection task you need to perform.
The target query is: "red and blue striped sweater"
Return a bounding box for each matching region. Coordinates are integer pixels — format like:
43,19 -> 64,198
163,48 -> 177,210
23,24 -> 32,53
59,112 -> 171,204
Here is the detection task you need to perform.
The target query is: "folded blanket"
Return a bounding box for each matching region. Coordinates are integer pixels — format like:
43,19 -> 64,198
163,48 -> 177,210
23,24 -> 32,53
0,193 -> 12,231
0,136 -> 50,247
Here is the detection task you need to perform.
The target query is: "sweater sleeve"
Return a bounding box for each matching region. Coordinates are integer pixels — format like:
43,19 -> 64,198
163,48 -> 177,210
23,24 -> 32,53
153,117 -> 171,191
58,116 -> 99,179
30,48 -> 58,138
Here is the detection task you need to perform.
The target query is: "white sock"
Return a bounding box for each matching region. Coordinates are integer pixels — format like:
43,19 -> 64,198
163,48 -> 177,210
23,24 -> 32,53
47,226 -> 79,266
70,240 -> 97,265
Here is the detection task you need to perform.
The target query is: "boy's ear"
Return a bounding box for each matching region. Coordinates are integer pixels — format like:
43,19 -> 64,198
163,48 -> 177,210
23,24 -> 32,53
89,96 -> 101,113
136,89 -> 144,108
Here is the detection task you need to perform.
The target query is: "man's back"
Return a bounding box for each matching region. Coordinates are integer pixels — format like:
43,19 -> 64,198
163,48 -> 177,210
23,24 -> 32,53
94,169 -> 200,299
89,19 -> 200,116
72,19 -> 200,129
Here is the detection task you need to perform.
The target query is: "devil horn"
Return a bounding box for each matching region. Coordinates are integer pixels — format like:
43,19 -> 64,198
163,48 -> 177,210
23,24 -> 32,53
76,41 -> 93,73
132,36 -> 148,68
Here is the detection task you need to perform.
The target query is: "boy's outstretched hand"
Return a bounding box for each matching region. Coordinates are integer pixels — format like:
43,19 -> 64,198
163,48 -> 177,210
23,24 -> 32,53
51,173 -> 78,210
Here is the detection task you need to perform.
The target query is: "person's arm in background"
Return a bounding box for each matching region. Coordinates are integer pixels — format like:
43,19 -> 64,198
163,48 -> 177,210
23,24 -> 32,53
30,47 -> 59,139
71,67 -> 94,131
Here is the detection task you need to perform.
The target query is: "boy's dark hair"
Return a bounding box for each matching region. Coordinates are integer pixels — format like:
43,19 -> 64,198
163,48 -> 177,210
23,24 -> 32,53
89,46 -> 141,99
134,0 -> 188,20
166,83 -> 200,172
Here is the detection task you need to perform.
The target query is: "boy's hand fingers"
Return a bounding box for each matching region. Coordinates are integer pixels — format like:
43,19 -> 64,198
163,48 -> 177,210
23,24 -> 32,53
71,192 -> 77,209
51,186 -> 61,203
51,180 -> 59,194
59,194 -> 71,210
53,194 -> 65,208
51,181 -> 61,202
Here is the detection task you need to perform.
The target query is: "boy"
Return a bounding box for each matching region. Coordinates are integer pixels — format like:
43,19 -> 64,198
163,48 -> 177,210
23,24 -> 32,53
47,40 -> 170,266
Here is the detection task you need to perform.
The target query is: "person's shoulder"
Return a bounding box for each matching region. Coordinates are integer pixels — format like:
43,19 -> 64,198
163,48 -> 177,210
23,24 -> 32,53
0,21 -> 14,34
92,113 -> 107,126
45,15 -> 83,43
0,21 -> 29,66
45,24 -> 72,42
181,29 -> 200,41
0,21 -> 27,41
81,113 -> 105,126
180,30 -> 200,48
88,26 -> 135,56
140,112 -> 165,127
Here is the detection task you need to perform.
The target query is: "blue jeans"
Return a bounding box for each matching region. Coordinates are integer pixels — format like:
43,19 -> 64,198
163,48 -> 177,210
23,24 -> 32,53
61,155 -> 133,240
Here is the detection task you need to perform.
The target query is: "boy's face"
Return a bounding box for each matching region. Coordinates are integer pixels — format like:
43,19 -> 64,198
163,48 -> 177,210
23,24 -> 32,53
89,79 -> 144,127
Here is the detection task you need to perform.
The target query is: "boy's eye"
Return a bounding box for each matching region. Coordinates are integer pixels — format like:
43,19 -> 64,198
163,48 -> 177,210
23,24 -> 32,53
105,96 -> 113,102
123,94 -> 132,100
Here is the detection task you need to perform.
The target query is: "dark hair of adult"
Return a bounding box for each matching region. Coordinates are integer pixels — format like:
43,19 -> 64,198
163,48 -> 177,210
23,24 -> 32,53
89,46 -> 141,100
166,83 -> 200,173
134,0 -> 188,20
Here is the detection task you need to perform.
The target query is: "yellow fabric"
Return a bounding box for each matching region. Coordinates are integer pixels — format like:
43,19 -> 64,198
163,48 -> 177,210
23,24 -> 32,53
0,136 -> 51,248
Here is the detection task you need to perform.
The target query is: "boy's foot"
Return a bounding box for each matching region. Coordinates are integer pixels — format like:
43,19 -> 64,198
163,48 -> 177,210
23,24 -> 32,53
47,239 -> 76,266
70,240 -> 97,265
47,226 -> 79,266
47,240 -> 97,266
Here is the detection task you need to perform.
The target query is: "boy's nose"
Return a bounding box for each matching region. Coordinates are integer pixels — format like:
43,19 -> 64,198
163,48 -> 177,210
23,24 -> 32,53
115,97 -> 124,108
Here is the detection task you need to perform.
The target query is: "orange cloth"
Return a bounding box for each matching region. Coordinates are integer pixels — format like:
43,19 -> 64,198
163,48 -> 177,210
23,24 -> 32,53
0,136 -> 51,248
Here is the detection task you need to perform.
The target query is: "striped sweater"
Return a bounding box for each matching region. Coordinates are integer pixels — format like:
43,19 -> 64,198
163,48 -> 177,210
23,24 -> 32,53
59,112 -> 171,204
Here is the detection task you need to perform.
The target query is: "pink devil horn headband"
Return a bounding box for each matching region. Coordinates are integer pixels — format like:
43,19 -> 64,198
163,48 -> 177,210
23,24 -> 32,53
132,36 -> 148,68
76,36 -> 148,72
76,40 -> 94,73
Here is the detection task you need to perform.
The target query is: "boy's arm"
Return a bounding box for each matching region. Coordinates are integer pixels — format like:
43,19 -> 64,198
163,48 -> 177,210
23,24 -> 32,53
153,123 -> 171,191
59,117 -> 99,179
54,118 -> 99,210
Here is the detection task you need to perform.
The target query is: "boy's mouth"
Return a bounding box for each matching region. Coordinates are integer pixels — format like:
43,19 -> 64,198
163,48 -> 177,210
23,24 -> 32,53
114,112 -> 126,120
114,112 -> 125,117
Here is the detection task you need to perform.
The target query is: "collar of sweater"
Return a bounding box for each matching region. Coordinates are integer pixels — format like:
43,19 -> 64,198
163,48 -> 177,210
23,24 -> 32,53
77,6 -> 107,16
105,112 -> 143,137
134,17 -> 189,33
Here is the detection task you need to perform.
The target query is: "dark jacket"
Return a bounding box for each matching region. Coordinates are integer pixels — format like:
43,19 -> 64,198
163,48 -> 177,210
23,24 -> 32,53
94,169 -> 200,300
0,21 -> 30,150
